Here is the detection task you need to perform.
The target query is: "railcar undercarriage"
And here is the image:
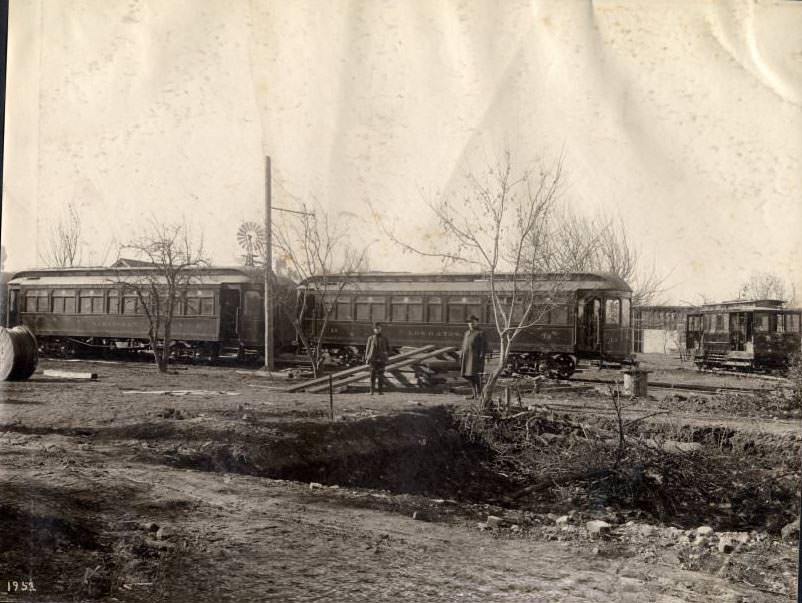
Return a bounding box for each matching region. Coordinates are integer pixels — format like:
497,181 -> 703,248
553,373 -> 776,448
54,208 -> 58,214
319,345 -> 579,379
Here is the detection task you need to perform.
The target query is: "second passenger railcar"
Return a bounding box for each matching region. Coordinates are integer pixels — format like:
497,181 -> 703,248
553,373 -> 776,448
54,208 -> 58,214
298,272 -> 634,378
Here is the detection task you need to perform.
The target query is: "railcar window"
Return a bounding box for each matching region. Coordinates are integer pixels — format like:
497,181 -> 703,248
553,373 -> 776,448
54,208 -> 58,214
107,291 -> 119,314
755,314 -> 770,332
427,297 -> 442,322
448,303 -> 466,323
122,295 -> 137,314
501,299 -> 527,323
79,290 -> 105,314
605,299 -> 620,325
621,298 -> 631,326
355,296 -> 386,322
787,314 -> 801,333
185,297 -> 200,315
185,291 -> 214,316
335,298 -> 352,321
136,295 -> 149,315
52,289 -> 76,314
715,314 -> 725,331
355,300 -> 370,321
447,297 -> 482,323
550,305 -> 568,325
25,290 -> 50,312
530,304 -> 549,324
391,296 -> 423,322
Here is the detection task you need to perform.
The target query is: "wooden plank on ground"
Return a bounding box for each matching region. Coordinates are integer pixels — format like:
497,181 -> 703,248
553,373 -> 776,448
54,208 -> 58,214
285,345 -> 436,392
305,346 -> 458,393
387,369 -> 414,388
42,369 -> 98,380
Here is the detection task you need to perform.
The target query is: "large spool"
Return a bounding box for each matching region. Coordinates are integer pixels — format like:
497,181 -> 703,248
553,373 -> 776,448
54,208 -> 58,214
0,326 -> 39,381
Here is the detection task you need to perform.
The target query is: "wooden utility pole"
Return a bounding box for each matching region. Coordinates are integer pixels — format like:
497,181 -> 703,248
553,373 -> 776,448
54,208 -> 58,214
264,156 -> 274,371
0,0 -> 7,244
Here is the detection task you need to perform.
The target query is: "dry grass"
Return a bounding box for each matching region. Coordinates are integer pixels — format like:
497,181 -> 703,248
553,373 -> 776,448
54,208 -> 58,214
457,400 -> 799,531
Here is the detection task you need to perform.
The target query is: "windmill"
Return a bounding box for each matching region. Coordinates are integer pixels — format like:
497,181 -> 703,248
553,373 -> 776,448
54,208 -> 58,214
236,221 -> 266,267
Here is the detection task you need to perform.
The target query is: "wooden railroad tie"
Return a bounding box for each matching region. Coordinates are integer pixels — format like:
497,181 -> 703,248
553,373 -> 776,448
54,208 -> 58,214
292,346 -> 459,393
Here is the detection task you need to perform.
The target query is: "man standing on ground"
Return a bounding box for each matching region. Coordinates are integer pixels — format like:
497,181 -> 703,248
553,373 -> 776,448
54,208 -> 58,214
365,322 -> 390,395
461,315 -> 487,400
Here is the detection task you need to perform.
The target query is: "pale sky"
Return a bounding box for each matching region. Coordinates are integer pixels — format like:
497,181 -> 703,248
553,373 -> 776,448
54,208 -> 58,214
2,0 -> 802,304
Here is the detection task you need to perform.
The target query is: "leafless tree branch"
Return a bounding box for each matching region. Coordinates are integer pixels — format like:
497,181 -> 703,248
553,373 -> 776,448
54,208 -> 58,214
111,220 -> 208,373
41,204 -> 82,268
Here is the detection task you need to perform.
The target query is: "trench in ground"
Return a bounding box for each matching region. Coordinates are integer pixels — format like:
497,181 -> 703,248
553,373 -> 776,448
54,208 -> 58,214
128,405 -> 801,534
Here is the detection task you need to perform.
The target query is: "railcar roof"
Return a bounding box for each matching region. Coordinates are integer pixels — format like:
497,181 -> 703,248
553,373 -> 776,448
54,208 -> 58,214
299,272 -> 632,293
9,266 -> 260,287
688,306 -> 801,314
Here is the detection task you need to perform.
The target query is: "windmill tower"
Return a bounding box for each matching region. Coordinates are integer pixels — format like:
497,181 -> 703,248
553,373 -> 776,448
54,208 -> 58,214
236,222 -> 266,267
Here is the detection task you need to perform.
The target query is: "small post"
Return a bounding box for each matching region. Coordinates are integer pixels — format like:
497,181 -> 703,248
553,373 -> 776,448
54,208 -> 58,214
328,374 -> 334,422
504,386 -> 511,412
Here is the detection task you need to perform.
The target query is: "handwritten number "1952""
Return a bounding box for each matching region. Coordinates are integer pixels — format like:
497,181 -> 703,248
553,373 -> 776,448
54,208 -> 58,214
6,580 -> 36,592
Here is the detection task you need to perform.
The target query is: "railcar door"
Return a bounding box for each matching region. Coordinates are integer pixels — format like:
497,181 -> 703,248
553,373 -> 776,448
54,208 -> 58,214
729,312 -> 752,352
219,289 -> 240,341
686,314 -> 704,351
576,296 -> 601,353
7,288 -> 20,327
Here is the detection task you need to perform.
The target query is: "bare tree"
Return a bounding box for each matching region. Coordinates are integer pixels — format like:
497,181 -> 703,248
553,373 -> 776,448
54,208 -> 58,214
738,271 -> 788,301
41,204 -> 82,267
113,221 -> 208,373
272,204 -> 369,377
378,151 -> 566,406
530,207 -> 668,306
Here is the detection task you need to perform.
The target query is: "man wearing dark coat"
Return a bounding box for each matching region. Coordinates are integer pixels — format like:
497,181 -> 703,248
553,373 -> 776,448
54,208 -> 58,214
460,315 -> 487,400
365,322 -> 391,395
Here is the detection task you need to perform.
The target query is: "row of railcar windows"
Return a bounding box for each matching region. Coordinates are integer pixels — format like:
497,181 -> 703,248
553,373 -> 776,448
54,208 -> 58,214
322,295 -> 572,325
21,289 -> 216,316
687,312 -> 801,333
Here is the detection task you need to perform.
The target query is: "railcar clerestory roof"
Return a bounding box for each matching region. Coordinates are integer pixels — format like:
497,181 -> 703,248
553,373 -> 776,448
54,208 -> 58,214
9,266 -> 262,287
299,272 -> 632,294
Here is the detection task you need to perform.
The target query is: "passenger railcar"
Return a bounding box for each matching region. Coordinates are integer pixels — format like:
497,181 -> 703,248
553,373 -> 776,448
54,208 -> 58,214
686,299 -> 802,372
298,272 -> 634,378
5,266 -> 290,358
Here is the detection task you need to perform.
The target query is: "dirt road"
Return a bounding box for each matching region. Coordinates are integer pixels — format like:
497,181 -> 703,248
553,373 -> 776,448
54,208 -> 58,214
0,359 -> 798,601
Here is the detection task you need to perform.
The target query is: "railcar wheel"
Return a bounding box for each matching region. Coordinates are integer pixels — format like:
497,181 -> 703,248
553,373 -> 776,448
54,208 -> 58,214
59,340 -> 77,359
545,354 -> 576,380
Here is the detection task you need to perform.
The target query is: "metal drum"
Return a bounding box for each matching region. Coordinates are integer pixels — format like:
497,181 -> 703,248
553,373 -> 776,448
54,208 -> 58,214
0,326 -> 39,381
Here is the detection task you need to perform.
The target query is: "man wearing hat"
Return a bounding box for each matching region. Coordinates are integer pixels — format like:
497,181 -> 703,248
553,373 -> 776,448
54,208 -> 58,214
461,315 -> 487,400
365,322 -> 391,395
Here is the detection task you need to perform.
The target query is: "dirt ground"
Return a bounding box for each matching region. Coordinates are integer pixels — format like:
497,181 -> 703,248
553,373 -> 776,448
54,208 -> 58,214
0,355 -> 800,602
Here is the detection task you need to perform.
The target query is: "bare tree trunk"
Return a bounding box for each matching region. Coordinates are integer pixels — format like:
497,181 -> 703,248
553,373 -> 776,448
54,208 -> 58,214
148,334 -> 167,373
160,321 -> 173,373
481,338 -> 509,407
290,317 -> 320,378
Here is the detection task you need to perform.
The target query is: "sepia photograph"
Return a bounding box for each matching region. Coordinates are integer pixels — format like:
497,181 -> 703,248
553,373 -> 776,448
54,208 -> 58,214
1,0 -> 802,601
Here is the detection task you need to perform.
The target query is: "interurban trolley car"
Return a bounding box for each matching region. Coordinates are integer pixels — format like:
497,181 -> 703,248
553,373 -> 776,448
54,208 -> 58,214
7,267 -> 634,378
5,266 -> 287,359
300,272 -> 634,378
686,299 -> 802,372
